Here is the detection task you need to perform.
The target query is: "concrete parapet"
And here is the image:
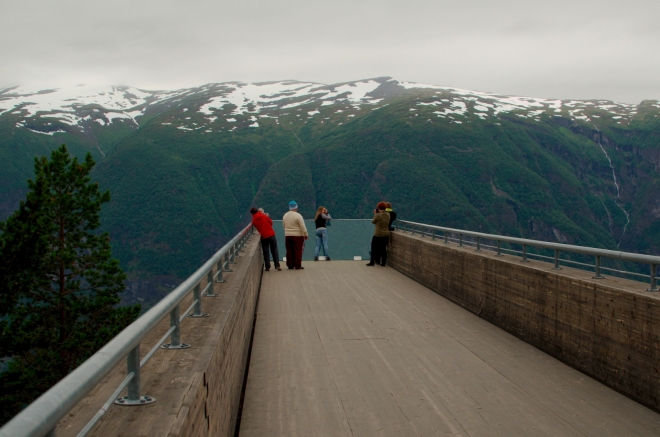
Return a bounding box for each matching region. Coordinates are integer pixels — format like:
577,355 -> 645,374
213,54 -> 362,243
58,234 -> 263,437
388,231 -> 660,413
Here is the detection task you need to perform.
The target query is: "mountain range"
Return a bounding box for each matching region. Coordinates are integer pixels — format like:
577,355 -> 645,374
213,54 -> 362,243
1,77 -> 659,307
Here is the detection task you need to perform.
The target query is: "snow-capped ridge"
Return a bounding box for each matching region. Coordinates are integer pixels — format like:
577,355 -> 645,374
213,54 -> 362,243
0,77 -> 655,134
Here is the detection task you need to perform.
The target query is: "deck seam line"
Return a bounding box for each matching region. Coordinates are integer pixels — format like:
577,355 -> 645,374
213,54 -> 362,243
299,275 -> 355,437
437,328 -> 588,436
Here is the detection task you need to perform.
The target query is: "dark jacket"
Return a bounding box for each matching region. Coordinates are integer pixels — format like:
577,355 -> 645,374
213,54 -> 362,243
385,208 -> 397,231
315,213 -> 332,229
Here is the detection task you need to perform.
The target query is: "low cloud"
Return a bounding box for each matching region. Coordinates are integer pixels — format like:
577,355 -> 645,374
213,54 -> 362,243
1,0 -> 658,103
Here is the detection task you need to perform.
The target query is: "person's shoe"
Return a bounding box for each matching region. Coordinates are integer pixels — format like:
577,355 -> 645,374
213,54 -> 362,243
287,267 -> 294,270
275,266 -> 282,271
265,268 -> 270,271
380,264 -> 386,267
366,263 -> 375,266
314,257 -> 318,261
326,257 -> 331,261
295,266 -> 305,270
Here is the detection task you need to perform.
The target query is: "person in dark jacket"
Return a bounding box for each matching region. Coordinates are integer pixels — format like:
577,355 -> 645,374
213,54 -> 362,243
314,206 -> 332,261
385,202 -> 397,231
367,202 -> 390,267
250,207 -> 281,271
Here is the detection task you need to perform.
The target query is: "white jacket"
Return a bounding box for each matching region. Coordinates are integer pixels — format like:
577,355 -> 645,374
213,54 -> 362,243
282,211 -> 308,237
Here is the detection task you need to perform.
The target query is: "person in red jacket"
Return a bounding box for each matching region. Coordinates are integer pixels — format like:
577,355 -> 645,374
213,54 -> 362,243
251,207 -> 282,271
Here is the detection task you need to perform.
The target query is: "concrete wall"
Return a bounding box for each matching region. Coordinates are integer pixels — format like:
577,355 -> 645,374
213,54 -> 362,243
181,236 -> 263,437
388,231 -> 660,413
60,235 -> 263,437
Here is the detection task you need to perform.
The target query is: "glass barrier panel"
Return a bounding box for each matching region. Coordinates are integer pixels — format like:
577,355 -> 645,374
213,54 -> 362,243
269,219 -> 374,261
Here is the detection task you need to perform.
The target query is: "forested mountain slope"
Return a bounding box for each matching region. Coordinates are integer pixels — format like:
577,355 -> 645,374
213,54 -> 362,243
2,78 -> 658,306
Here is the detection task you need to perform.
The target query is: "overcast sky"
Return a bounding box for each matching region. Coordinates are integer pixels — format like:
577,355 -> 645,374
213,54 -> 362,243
1,0 -> 658,103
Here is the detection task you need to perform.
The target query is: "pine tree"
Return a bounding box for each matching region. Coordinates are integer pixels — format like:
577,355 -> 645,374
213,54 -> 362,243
0,145 -> 140,425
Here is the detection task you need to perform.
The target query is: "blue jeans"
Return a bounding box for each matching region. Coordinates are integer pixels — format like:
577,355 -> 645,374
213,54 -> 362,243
315,228 -> 329,257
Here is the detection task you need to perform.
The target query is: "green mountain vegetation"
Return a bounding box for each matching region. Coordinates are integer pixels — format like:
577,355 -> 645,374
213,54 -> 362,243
1,78 -> 659,307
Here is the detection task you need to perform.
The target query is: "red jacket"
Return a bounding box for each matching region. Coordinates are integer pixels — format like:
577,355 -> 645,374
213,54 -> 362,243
251,212 -> 275,239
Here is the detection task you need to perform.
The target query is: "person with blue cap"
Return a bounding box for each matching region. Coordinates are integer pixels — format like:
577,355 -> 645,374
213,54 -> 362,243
282,200 -> 308,269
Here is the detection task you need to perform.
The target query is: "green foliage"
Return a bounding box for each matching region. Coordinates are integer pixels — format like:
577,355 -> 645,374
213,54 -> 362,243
0,145 -> 140,425
2,90 -> 659,310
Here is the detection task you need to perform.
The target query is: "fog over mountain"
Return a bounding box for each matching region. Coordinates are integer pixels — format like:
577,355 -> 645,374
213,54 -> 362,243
1,1 -> 659,104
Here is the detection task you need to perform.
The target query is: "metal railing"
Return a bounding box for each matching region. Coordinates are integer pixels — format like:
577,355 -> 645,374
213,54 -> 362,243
0,224 -> 254,437
395,220 -> 659,291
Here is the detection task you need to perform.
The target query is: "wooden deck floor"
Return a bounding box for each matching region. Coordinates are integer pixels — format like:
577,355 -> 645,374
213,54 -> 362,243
239,261 -> 660,437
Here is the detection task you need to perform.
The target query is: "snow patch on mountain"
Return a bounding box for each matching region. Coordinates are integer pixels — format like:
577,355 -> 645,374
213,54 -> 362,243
0,78 -> 653,135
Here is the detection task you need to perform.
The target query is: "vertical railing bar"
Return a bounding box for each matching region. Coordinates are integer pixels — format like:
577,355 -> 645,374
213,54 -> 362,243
162,305 -> 190,349
496,240 -> 502,256
476,237 -> 481,251
224,252 -> 233,272
648,264 -> 658,292
230,243 -> 237,264
444,231 -> 448,244
207,269 -> 219,296
593,255 -> 604,279
459,234 -> 463,247
553,249 -> 562,270
188,284 -> 209,317
114,345 -> 155,406
522,244 -> 529,262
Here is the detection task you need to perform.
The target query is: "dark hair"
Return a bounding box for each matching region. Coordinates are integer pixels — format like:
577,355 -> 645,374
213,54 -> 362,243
250,207 -> 258,215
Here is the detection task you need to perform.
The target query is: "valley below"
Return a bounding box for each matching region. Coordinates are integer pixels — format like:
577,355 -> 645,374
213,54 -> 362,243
2,77 -> 659,308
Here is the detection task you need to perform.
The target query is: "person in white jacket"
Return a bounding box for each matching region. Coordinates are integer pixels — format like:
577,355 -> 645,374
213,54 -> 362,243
282,200 -> 308,269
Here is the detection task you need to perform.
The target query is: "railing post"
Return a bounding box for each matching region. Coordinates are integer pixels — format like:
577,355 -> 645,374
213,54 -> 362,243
431,229 -> 435,240
224,252 -> 233,272
411,225 -> 415,236
188,284 -> 209,317
114,345 -> 155,405
207,270 -> 220,295
421,226 -> 425,238
552,249 -> 562,270
162,305 -> 190,349
476,237 -> 481,251
593,255 -> 604,279
496,240 -> 502,256
647,264 -> 658,292
522,244 -> 529,262
216,259 -> 225,282
444,231 -> 448,244
459,234 -> 463,247
230,243 -> 238,264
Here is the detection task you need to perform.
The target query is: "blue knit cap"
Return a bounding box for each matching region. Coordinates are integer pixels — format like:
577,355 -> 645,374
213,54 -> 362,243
289,200 -> 298,210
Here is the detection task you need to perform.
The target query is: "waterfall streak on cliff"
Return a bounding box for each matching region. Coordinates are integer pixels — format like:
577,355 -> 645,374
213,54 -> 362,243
592,123 -> 630,246
599,199 -> 613,235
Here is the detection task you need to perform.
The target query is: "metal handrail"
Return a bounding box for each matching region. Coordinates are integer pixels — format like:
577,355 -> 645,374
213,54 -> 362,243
0,223 -> 254,437
395,220 -> 659,291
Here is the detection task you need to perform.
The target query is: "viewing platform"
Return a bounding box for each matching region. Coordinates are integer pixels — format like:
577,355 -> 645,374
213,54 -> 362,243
241,259 -> 660,436
2,220 -> 660,437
